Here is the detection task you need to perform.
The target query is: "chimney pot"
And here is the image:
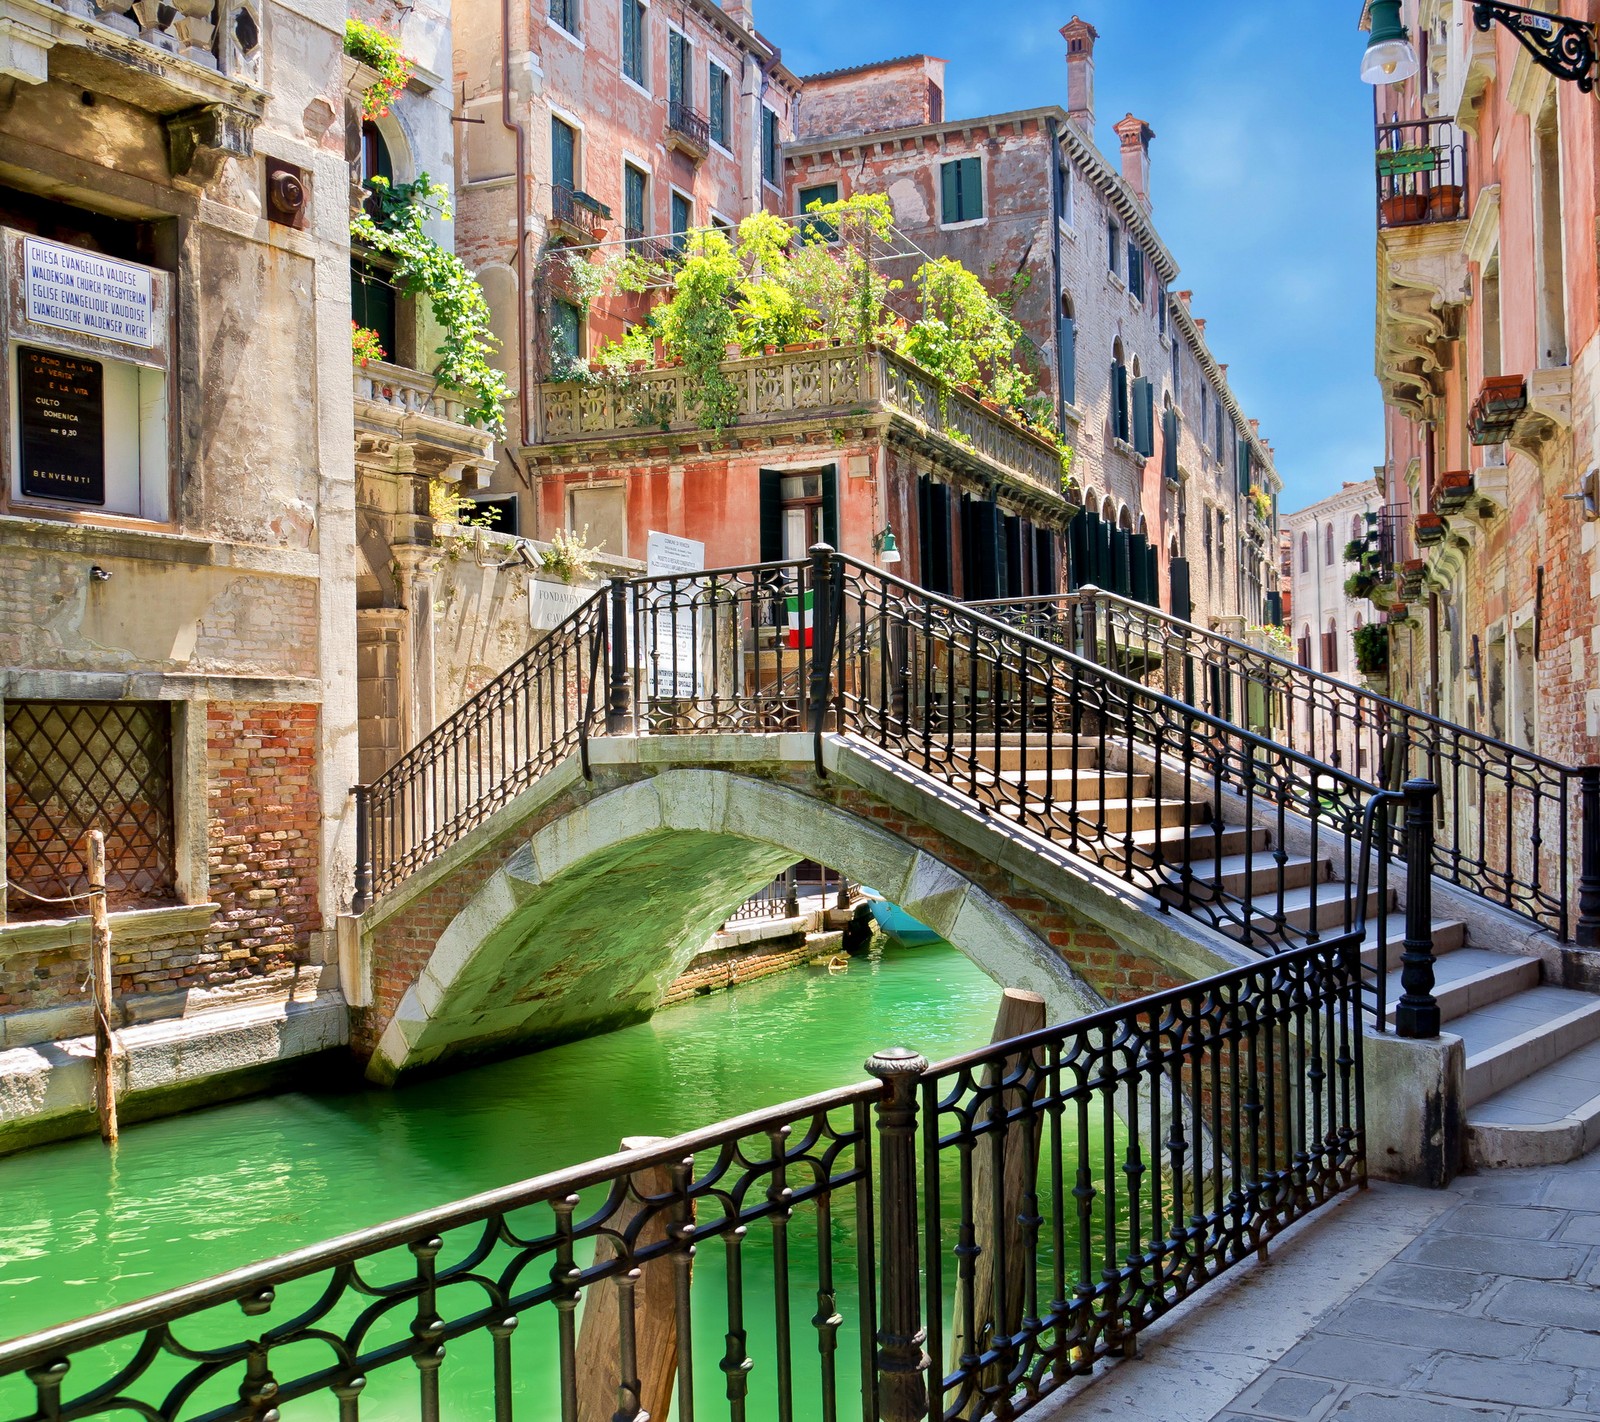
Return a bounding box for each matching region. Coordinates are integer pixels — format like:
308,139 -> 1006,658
1113,112 -> 1155,203
1061,16 -> 1098,134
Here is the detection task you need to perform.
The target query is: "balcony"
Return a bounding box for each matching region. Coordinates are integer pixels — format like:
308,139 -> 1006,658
353,358 -> 494,476
531,343 -> 1067,503
1376,119 -> 1467,230
1433,469 -> 1475,514
1469,374 -> 1526,445
549,185 -> 611,246
666,100 -> 711,161
2,0 -> 264,177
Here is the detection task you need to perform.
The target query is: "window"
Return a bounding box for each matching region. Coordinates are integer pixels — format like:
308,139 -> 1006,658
551,116 -> 577,192
1127,240 -> 1144,302
1350,514 -> 1363,543
668,28 -> 690,109
759,467 -> 838,563
1322,619 -> 1339,674
1058,293 -> 1076,406
470,496 -> 519,535
1107,218 -> 1121,275
568,484 -> 626,557
797,182 -> 839,241
1482,255 -> 1503,379
917,474 -> 954,595
1533,93 -> 1567,367
1300,531 -> 1310,573
761,106 -> 780,187
551,298 -> 582,364
1131,366 -> 1154,458
621,0 -> 645,86
1298,627 -> 1313,669
939,157 -> 983,225
1214,403 -> 1226,462
669,190 -> 692,250
351,258 -> 397,361
4,700 -> 176,917
1324,522 -> 1335,566
708,62 -> 730,147
1161,398 -> 1179,484
549,0 -> 577,37
357,120 -> 393,217
1156,282 -> 1166,338
1110,340 -> 1130,443
623,163 -> 647,238
1170,337 -> 1180,401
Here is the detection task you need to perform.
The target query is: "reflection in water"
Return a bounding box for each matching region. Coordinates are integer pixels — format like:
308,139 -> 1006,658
0,941 -> 1000,1341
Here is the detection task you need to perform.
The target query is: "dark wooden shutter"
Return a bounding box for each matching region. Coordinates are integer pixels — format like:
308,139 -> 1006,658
1132,377 -> 1152,456
1169,557 -> 1192,620
759,468 -> 783,562
669,29 -> 686,106
1058,315 -> 1076,404
1068,513 -> 1089,590
552,118 -> 575,190
941,161 -> 960,224
1112,528 -> 1131,598
1144,542 -> 1159,607
1129,533 -> 1148,601
930,482 -> 952,593
1036,528 -> 1059,595
917,475 -> 933,586
820,464 -> 838,549
1002,513 -> 1023,597
966,499 -> 999,600
1162,407 -> 1179,482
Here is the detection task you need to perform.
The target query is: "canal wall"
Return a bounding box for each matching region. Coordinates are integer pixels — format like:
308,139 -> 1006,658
662,926 -> 847,1006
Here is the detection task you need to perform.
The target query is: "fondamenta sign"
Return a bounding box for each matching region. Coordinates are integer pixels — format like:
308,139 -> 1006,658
18,345 -> 105,505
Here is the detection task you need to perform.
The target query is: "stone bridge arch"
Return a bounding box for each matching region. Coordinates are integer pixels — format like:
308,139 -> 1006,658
357,736 -> 1251,1083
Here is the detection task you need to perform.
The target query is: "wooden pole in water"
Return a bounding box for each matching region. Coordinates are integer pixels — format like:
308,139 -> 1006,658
574,1135 -> 694,1422
87,829 -> 118,1146
950,988 -> 1047,1410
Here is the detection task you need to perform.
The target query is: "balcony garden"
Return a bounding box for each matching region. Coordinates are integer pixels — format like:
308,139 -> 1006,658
540,194 -> 1069,487
1469,375 -> 1526,445
1375,118 -> 1466,230
1433,470 -> 1475,514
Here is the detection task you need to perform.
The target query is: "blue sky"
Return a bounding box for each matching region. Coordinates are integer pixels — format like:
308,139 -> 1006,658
774,1 -> 1379,514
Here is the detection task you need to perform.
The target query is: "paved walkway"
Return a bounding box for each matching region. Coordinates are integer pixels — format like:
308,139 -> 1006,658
1043,1153 -> 1600,1421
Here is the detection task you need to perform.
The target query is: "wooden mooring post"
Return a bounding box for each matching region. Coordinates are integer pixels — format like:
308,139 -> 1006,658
87,829 -> 118,1145
574,1136 -> 694,1422
949,989 -> 1047,1409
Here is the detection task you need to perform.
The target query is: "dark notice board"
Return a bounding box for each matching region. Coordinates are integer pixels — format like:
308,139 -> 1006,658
18,345 -> 104,505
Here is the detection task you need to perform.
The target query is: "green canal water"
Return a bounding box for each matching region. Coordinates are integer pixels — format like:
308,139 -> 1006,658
0,940 -> 1022,1419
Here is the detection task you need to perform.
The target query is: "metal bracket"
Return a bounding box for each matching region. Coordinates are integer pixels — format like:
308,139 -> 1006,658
1472,1 -> 1596,92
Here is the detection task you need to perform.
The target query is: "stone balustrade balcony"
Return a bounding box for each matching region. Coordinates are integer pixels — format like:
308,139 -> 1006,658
353,358 -> 495,477
530,343 -> 1068,506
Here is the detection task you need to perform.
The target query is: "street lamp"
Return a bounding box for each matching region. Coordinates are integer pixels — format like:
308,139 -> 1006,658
873,526 -> 901,565
1360,0 -> 1420,84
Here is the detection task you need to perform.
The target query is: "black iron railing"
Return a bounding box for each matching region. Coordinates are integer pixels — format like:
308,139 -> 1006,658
971,585 -> 1597,945
667,99 -> 711,153
0,939 -> 1364,1422
355,588 -> 607,906
721,864 -> 852,924
1375,117 -> 1468,229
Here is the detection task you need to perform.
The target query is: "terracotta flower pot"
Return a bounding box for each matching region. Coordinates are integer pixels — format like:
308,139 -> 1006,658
1381,192 -> 1428,226
1428,185 -> 1463,221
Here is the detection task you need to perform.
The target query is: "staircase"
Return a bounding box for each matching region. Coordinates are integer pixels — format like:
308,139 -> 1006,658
356,550 -> 1599,1172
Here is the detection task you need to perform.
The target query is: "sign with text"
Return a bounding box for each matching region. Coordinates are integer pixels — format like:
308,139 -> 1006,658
24,237 -> 154,348
18,346 -> 104,505
528,576 -> 592,631
645,531 -> 706,699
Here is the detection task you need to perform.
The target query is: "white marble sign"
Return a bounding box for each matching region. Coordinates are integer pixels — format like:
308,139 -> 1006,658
528,577 -> 593,631
25,237 -> 153,348
645,531 -> 705,698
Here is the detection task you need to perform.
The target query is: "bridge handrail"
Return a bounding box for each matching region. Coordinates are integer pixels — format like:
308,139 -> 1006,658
0,936 -> 1365,1422
967,585 -> 1592,942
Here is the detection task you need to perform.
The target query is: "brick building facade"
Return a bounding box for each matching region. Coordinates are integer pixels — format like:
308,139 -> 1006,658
1366,0 -> 1600,766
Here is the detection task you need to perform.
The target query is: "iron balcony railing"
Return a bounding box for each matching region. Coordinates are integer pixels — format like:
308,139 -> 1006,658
722,864 -> 853,924
0,938 -> 1365,1422
971,585 -> 1600,946
550,183 -> 610,242
667,99 -> 712,154
1375,117 -> 1468,230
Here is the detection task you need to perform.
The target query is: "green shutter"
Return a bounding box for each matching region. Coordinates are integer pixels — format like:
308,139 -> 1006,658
962,157 -> 982,220
552,119 -> 575,190
1058,315 -> 1076,404
759,469 -> 784,562
1132,377 -> 1152,456
820,463 -> 838,549
941,161 -> 959,224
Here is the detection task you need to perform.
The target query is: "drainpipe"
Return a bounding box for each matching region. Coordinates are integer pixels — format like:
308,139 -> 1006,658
500,0 -> 531,447
1046,117 -> 1066,434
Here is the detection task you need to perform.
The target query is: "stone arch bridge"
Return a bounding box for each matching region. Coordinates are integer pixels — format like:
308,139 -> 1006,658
350,733 -> 1252,1083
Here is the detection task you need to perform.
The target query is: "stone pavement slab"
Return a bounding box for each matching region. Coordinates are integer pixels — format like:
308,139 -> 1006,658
1034,1154 -> 1600,1422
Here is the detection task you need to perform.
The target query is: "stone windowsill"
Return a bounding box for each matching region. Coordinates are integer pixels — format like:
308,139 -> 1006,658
0,902 -> 220,956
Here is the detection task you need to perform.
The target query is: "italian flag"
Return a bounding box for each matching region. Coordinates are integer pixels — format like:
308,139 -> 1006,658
786,589 -> 814,649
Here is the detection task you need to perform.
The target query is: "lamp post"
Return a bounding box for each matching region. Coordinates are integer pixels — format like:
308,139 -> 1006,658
1361,0 -> 1596,92
873,525 -> 902,565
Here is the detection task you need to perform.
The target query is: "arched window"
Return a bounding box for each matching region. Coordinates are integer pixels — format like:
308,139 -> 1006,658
352,120 -> 400,363
1324,522 -> 1335,566
1058,293 -> 1077,406
1118,504 -> 1133,532
1101,495 -> 1116,522
1298,625 -> 1312,668
1350,514 -> 1363,543
1323,618 -> 1339,673
1110,338 -> 1130,443
1300,531 -> 1310,573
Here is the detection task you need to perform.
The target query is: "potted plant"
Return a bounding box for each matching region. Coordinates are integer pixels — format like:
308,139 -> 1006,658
1344,571 -> 1377,600
1434,469 -> 1473,513
1414,512 -> 1447,546
1428,184 -> 1463,221
1376,144 -> 1434,225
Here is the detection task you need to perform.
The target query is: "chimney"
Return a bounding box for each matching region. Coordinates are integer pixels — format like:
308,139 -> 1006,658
1194,317 -> 1207,335
1113,112 -> 1154,203
722,0 -> 753,30
1061,16 -> 1097,133
1177,290 -> 1193,306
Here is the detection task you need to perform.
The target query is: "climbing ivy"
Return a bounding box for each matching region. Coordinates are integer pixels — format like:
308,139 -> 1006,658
352,176 -> 508,434
650,228 -> 742,431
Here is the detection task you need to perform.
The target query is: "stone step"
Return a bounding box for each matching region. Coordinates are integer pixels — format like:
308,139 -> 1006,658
1375,948 -> 1541,1028
1356,916 -> 1469,970
1456,988 -> 1600,1109
978,767 -> 1153,800
1187,851 -> 1329,897
970,743 -> 1100,772
1240,882 -> 1391,937
998,796 -> 1201,834
1467,1031 -> 1600,1167
1076,823 -> 1272,872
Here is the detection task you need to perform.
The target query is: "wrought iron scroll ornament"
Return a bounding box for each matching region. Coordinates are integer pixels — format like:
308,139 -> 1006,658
1472,1 -> 1597,93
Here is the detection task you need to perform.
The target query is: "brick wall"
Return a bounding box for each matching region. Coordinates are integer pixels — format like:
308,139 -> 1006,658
659,931 -> 821,1006
0,702 -> 324,1014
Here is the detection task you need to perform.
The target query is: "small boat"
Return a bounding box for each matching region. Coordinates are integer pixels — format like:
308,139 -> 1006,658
860,889 -> 942,947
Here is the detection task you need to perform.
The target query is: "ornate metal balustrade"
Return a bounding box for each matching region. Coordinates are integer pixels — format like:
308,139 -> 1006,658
970,586 -> 1598,945
531,344 -> 1065,500
1375,117 -> 1468,230
0,940 -> 1364,1422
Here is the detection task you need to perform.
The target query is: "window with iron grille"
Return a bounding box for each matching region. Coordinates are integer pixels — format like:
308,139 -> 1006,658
4,701 -> 175,917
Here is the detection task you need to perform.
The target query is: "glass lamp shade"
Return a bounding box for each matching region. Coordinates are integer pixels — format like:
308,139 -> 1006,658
878,528 -> 901,564
1361,0 -> 1420,84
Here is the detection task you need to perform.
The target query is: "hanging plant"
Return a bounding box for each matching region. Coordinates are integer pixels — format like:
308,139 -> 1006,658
352,175 -> 508,433
1353,622 -> 1389,675
345,20 -> 413,121
650,228 -> 742,431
